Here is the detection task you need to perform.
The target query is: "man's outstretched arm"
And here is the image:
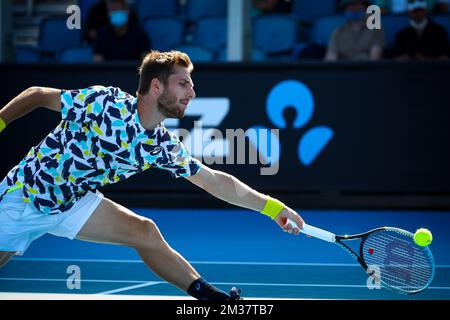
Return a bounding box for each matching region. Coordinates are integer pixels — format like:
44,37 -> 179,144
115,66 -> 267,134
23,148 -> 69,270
0,86 -> 61,130
185,165 -> 304,233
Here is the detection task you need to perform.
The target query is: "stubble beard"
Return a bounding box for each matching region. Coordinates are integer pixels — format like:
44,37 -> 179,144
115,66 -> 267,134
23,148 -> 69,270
157,91 -> 185,119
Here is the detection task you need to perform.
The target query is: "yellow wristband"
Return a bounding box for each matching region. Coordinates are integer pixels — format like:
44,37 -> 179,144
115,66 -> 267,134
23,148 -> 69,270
0,117 -> 6,133
261,197 -> 285,220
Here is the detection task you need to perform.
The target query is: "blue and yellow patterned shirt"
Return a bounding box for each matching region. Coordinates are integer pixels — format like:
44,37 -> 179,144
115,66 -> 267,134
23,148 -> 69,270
4,86 -> 202,214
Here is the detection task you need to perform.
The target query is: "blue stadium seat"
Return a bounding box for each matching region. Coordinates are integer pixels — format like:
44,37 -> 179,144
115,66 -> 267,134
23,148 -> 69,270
250,48 -> 267,62
252,49 -> 266,61
381,15 -> 410,48
253,15 -> 298,54
15,46 -> 40,63
135,0 -> 178,20
142,18 -> 184,51
311,15 -> 345,46
176,45 -> 214,62
292,42 -> 309,57
433,15 -> 450,40
292,0 -> 337,23
59,47 -> 93,63
193,17 -> 227,52
38,17 -> 82,57
187,0 -> 227,21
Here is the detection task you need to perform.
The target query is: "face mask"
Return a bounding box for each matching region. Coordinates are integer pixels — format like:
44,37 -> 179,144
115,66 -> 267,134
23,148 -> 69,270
345,9 -> 366,21
410,18 -> 428,30
110,10 -> 129,27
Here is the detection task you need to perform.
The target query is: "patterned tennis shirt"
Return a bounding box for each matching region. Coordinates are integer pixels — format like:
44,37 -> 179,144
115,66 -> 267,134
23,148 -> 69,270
3,86 -> 202,215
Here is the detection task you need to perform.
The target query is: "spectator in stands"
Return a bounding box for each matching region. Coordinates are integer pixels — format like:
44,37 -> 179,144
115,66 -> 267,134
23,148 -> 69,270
84,0 -> 109,44
394,0 -> 449,59
373,0 -> 448,14
251,0 -> 292,16
85,0 -> 140,45
438,0 -> 450,12
325,0 -> 386,61
93,0 -> 150,62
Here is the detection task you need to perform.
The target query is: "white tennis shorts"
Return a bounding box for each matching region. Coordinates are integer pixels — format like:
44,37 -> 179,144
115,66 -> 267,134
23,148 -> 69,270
0,178 -> 104,255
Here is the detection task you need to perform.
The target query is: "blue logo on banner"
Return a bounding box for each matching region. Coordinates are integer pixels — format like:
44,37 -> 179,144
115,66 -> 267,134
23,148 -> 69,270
253,80 -> 334,167
266,80 -> 314,129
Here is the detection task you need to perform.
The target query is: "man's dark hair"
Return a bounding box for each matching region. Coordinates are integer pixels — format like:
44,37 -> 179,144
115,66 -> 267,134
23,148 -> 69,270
137,50 -> 193,96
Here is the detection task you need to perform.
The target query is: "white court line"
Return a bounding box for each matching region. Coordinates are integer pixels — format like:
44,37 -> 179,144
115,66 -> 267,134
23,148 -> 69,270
0,277 -> 147,283
197,261 -> 360,267
96,281 -> 162,295
9,258 -> 362,266
0,292 -> 193,300
11,257 -> 450,268
210,282 -> 450,290
1,277 -> 449,291
12,258 -> 144,264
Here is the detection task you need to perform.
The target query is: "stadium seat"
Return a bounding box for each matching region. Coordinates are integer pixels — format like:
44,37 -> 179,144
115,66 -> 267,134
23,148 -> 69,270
15,46 -> 40,63
134,0 -> 178,20
186,0 -> 227,21
292,42 -> 310,57
142,18 -> 184,51
59,47 -> 93,63
176,45 -> 214,62
381,15 -> 410,48
251,48 -> 267,61
253,15 -> 298,54
311,15 -> 345,46
292,0 -> 337,23
193,17 -> 227,52
433,15 -> 450,40
38,17 -> 82,57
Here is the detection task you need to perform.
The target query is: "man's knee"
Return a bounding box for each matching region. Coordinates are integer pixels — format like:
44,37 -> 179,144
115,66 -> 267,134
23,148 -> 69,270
132,219 -> 167,251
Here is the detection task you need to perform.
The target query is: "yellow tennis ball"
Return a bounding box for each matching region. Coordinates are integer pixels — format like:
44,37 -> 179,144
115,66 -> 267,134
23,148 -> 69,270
414,228 -> 432,246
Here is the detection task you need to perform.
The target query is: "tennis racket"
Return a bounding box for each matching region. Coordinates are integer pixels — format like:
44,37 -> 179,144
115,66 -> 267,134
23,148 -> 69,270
287,219 -> 435,294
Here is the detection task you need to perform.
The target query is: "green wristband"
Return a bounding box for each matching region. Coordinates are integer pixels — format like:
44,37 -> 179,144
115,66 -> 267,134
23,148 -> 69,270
0,117 -> 6,133
261,197 -> 285,220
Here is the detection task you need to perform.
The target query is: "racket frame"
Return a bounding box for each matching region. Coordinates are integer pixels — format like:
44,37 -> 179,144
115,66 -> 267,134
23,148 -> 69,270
333,227 -> 435,295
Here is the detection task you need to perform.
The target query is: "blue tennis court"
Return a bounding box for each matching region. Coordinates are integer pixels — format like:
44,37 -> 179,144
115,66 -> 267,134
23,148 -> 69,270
1,208 -> 449,300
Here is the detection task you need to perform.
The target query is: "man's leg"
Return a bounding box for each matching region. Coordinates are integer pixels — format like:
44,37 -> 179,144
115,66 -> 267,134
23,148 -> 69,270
0,251 -> 15,268
76,197 -> 201,292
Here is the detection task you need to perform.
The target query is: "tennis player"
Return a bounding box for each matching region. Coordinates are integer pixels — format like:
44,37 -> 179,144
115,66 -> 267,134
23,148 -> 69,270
0,50 -> 304,300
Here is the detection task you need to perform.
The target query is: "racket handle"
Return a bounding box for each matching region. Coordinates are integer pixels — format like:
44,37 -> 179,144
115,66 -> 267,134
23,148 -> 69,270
287,219 -> 336,242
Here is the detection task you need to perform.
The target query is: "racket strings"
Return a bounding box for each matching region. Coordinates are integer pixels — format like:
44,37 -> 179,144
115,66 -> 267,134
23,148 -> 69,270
367,236 -> 432,283
363,230 -> 434,293
364,233 -> 433,289
366,236 -> 432,287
